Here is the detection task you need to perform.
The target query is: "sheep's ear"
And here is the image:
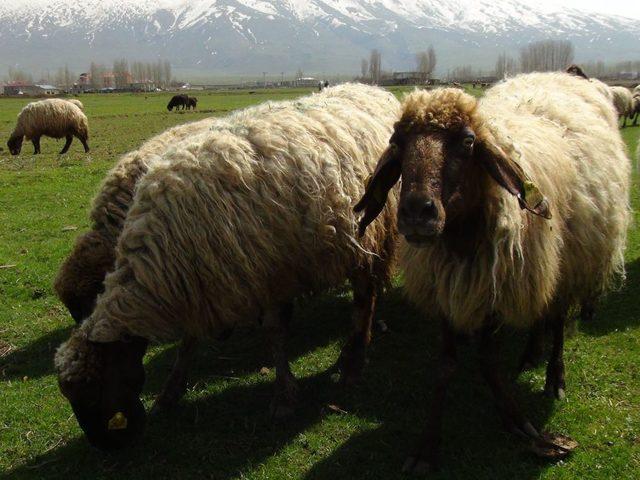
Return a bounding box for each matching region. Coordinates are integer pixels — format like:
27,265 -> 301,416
354,143 -> 402,236
476,140 -> 552,220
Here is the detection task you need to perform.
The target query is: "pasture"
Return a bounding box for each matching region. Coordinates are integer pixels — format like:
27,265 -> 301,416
0,88 -> 638,480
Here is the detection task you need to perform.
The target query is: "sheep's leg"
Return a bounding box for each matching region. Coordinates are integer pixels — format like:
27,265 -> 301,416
518,320 -> 546,372
151,336 -> 199,413
544,309 -> 567,400
403,318 -> 457,474
478,322 -> 576,459
32,136 -> 41,154
78,136 -> 90,153
59,134 -> 73,154
265,302 -> 298,419
337,272 -> 376,386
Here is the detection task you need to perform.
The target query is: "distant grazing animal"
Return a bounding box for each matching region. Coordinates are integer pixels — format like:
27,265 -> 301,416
55,84 -> 400,451
610,86 -> 635,127
631,85 -> 640,126
355,72 -> 629,472
167,94 -> 189,111
186,97 -> 197,110
67,99 -> 84,110
7,98 -> 89,155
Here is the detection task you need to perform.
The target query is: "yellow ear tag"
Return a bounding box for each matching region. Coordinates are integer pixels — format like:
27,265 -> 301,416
107,412 -> 128,430
523,181 -> 545,208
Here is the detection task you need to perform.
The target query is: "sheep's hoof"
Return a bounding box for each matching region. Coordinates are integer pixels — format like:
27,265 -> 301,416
336,342 -> 367,387
544,383 -> 566,400
528,432 -> 578,459
269,379 -> 299,421
402,455 -> 436,475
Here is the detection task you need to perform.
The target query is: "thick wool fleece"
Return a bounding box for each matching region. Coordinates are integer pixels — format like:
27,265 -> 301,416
56,84 -> 400,377
10,98 -> 88,141
400,73 -> 630,333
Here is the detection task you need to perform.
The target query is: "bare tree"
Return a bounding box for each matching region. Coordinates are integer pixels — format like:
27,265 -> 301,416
495,53 -> 517,78
361,58 -> 369,79
369,49 -> 382,84
520,40 -> 574,73
90,62 -> 105,89
112,59 -> 130,89
416,45 -> 437,81
163,61 -> 172,88
8,67 -> 33,83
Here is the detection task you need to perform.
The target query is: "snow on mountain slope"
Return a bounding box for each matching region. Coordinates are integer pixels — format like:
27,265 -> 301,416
0,0 -> 638,75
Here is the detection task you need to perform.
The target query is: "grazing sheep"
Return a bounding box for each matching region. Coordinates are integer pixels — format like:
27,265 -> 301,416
167,94 -> 189,111
355,72 -> 629,472
54,117 -> 217,324
610,86 -> 635,127
7,98 -> 89,155
187,97 -> 197,110
67,99 -> 84,110
55,84 -> 400,450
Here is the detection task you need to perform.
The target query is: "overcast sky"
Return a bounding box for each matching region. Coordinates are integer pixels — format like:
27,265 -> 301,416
546,0 -> 640,19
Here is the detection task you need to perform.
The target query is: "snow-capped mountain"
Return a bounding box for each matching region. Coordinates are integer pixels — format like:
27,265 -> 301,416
1,0 -> 638,77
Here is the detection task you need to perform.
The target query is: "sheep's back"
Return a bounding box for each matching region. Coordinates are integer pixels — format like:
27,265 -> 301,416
17,99 -> 87,140
89,85 -> 400,342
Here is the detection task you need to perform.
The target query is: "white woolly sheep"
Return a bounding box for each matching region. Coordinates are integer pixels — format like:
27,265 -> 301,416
356,72 -> 629,472
67,98 -> 84,110
54,117 -> 218,324
610,86 -> 635,127
54,84 -> 400,450
7,98 -> 89,155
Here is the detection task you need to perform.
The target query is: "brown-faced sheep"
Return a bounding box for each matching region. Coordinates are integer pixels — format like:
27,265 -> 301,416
611,86 -> 635,127
55,83 -> 400,451
356,72 -> 629,472
7,98 -> 89,155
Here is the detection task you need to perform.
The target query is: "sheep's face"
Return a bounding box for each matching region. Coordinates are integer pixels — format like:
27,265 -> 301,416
354,124 -> 551,243
395,127 -> 478,245
7,135 -> 23,155
58,336 -> 148,451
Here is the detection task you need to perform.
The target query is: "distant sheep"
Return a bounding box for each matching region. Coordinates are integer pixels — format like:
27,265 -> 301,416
54,117 -> 217,323
610,86 -> 635,127
55,84 -> 400,451
167,94 -> 189,111
7,98 -> 89,155
67,99 -> 84,110
186,97 -> 197,110
356,72 -> 629,472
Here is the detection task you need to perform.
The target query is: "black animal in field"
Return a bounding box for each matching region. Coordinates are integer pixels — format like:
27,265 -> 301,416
187,97 -> 198,110
167,94 -> 189,111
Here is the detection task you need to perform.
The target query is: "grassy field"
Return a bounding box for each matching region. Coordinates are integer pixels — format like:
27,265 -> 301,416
0,87 -> 638,480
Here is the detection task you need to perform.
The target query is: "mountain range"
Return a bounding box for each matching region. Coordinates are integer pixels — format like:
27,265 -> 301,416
1,0 -> 639,78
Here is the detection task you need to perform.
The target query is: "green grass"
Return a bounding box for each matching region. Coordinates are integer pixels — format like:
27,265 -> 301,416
0,88 -> 639,480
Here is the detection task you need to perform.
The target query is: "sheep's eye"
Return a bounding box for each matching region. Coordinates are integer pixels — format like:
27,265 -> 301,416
462,135 -> 475,148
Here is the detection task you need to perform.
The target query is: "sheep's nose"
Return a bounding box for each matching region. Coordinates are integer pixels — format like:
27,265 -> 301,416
399,192 -> 438,225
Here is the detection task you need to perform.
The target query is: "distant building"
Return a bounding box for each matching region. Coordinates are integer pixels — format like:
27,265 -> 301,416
294,77 -> 317,87
2,82 -> 61,96
130,80 -> 157,92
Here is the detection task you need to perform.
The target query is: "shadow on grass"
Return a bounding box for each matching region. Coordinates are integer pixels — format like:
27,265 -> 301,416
0,325 -> 72,381
580,257 -> 640,337
5,288 -> 565,480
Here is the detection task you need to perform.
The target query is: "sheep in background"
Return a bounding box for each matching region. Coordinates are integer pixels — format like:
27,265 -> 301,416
67,98 -> 84,110
7,98 -> 89,155
55,84 -> 400,450
187,97 -> 198,110
356,72 -> 629,472
611,86 -> 635,127
167,94 -> 189,111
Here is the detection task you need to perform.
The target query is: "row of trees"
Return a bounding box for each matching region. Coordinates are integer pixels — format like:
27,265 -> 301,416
359,45 -> 437,84
90,59 -> 172,89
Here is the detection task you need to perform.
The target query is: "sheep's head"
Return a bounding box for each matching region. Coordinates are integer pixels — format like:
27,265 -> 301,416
355,88 -> 550,247
55,327 -> 148,451
7,134 -> 23,155
54,231 -> 116,323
